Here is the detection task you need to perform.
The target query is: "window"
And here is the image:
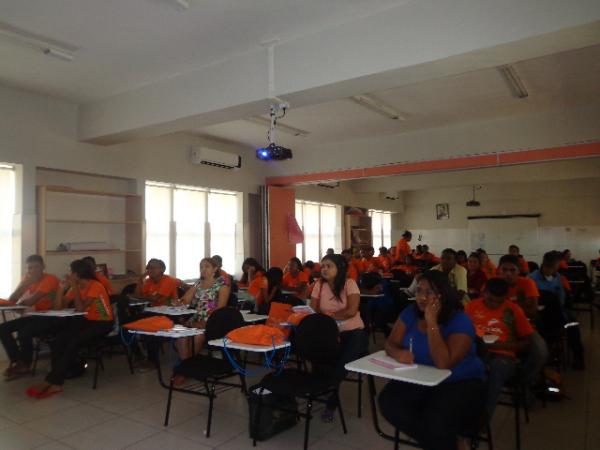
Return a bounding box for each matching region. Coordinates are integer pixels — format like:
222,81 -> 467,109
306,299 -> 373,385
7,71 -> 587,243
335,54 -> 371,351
295,200 -> 342,262
369,210 -> 392,250
145,182 -> 241,280
0,164 -> 15,297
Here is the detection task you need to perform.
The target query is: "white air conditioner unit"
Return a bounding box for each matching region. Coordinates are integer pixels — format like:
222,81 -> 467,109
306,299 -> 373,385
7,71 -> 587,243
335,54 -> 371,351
190,146 -> 241,170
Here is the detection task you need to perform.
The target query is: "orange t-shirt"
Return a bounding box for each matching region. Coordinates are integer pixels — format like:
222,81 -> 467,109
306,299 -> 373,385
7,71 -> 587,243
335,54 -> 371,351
560,275 -> 571,293
506,277 -> 539,304
21,274 -> 60,311
482,260 -> 497,278
559,260 -> 568,270
95,272 -> 114,296
65,280 -> 113,321
465,298 -> 533,358
360,257 -> 383,274
282,271 -> 309,288
346,262 -> 359,281
517,257 -> 529,275
141,275 -> 179,306
391,264 -> 417,276
378,255 -> 392,273
248,272 -> 268,305
395,239 -> 411,262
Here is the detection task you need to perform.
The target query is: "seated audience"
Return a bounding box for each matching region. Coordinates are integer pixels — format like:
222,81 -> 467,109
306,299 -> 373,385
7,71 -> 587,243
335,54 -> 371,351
530,252 -> 585,370
465,278 -> 533,418
240,257 -> 268,308
378,246 -> 393,273
467,252 -> 487,299
497,254 -> 548,387
378,270 -> 485,450
177,258 -> 230,360
82,256 -> 114,295
392,254 -> 417,277
341,249 -> 359,281
28,259 -> 113,398
358,246 -> 383,274
432,248 -> 469,303
325,248 -> 335,256
211,254 -> 230,282
477,249 -> 497,278
421,245 -> 441,265
134,259 -> 178,306
558,249 -> 572,270
0,255 -> 60,380
508,245 -> 529,275
311,254 -> 368,422
281,257 -> 309,298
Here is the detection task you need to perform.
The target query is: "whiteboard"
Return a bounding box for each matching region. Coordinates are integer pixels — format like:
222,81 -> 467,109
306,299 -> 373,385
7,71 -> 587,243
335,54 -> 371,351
468,217 -> 539,256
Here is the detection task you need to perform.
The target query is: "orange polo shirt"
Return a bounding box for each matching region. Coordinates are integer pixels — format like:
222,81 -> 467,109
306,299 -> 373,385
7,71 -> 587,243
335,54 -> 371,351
248,271 -> 268,306
283,271 -> 309,288
395,239 -> 411,262
506,277 -> 539,304
141,275 -> 179,306
65,280 -> 113,321
482,260 -> 497,278
95,272 -> 114,296
21,274 -> 60,311
347,262 -> 359,281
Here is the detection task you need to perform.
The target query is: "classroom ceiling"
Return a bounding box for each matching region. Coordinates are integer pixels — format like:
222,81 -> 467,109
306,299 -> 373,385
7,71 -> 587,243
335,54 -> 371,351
0,0 -> 408,102
194,44 -> 600,149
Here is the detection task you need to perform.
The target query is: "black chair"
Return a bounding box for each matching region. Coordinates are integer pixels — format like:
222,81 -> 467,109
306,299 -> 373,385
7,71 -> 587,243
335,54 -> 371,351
251,314 -> 347,450
164,307 -> 246,438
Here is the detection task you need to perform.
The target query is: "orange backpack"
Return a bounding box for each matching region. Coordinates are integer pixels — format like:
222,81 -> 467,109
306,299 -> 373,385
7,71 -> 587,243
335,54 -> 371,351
265,302 -> 293,328
226,324 -> 286,346
123,316 -> 174,332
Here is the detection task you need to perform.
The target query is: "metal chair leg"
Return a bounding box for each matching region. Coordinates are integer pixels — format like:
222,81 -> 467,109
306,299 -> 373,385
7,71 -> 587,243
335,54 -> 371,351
164,378 -> 174,426
357,373 -> 363,418
303,398 -> 313,450
336,390 -> 347,434
252,387 -> 264,447
205,382 -> 215,438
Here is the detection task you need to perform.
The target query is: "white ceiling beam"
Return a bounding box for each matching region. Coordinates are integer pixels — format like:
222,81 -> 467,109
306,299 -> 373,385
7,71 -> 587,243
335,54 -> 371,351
78,0 -> 600,144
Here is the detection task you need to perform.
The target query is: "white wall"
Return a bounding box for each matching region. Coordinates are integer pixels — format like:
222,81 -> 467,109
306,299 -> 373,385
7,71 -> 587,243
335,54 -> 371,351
394,177 -> 600,264
294,184 -> 404,213
0,85 -> 266,284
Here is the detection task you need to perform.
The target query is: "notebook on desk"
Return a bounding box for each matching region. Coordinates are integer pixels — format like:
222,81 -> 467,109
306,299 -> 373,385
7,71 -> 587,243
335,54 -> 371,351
368,354 -> 417,371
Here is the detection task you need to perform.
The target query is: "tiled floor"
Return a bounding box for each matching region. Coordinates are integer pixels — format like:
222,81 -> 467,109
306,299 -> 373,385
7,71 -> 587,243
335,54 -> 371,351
0,312 -> 597,450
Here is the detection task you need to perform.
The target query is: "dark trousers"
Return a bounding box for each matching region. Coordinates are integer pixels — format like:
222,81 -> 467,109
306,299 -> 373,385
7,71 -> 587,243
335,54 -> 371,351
325,328 -> 369,409
0,316 -> 64,366
379,378 -> 485,450
45,318 -> 113,386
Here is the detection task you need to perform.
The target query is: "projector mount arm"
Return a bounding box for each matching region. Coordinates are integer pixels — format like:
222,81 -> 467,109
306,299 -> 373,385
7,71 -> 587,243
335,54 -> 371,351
267,102 -> 289,145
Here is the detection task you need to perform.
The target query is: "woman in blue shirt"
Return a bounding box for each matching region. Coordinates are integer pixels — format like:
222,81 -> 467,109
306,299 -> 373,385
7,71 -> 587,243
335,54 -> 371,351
378,270 -> 485,450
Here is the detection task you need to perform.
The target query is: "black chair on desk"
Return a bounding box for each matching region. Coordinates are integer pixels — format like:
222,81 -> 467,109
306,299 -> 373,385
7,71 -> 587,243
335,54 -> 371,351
163,307 -> 246,438
251,314 -> 347,450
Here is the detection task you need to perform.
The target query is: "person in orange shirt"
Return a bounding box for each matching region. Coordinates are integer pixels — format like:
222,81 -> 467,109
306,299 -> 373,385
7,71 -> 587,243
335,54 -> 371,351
82,256 -> 114,295
134,259 -> 178,306
391,254 -> 417,277
341,249 -> 359,281
240,257 -> 268,308
359,246 -> 383,274
465,278 -> 533,418
558,249 -> 572,270
211,254 -> 231,283
282,257 -> 309,298
477,249 -> 497,278
395,231 -> 412,264
378,247 -> 393,273
28,259 -> 113,398
0,255 -> 60,380
508,245 -> 529,275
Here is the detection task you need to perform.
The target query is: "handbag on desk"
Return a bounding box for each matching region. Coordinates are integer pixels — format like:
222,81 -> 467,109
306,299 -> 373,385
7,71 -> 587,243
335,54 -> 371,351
122,316 -> 174,332
226,324 -> 286,346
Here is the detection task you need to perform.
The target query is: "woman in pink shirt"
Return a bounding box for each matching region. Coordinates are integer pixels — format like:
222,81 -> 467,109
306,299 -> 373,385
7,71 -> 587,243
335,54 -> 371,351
311,254 -> 368,422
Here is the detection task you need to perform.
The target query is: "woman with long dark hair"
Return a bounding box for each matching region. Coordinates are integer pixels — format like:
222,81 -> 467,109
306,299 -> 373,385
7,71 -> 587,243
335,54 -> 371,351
378,270 -> 485,450
239,258 -> 268,308
311,253 -> 368,422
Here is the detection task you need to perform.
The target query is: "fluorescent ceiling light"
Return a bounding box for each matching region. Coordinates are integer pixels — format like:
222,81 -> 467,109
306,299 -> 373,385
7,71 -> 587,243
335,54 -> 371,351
350,94 -> 405,120
246,116 -> 310,137
498,64 -> 528,99
0,22 -> 75,62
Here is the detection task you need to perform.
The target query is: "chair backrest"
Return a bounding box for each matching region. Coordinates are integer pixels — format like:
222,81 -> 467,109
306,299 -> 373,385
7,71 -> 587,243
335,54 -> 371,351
390,269 -> 412,287
294,313 -> 340,365
205,307 -> 245,341
120,283 -> 137,296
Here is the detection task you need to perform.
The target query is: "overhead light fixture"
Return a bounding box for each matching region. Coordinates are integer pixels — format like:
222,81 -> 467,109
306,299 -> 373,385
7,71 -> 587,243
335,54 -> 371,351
498,64 -> 528,99
0,22 -> 75,62
349,94 -> 405,120
246,116 -> 310,137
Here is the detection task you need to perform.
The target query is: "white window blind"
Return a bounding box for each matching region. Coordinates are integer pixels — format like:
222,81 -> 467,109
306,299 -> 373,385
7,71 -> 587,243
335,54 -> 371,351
0,165 -> 15,297
208,191 -> 238,276
295,200 -> 342,262
145,184 -> 171,273
174,187 -> 206,280
369,210 -> 393,250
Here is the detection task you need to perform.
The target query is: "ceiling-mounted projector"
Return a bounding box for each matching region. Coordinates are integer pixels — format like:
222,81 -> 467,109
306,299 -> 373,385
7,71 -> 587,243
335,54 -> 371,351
256,102 -> 293,161
466,185 -> 482,207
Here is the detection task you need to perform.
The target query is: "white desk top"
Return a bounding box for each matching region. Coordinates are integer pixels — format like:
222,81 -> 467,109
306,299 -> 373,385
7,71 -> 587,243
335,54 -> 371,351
0,305 -> 29,311
128,326 -> 204,338
242,313 -> 268,323
360,294 -> 386,298
281,290 -> 296,295
129,301 -> 149,307
144,306 -> 195,316
345,350 -> 451,387
208,338 -> 290,353
27,309 -> 87,317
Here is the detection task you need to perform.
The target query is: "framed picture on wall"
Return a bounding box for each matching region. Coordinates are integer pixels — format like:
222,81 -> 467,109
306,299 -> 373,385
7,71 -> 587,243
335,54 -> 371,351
436,203 -> 450,220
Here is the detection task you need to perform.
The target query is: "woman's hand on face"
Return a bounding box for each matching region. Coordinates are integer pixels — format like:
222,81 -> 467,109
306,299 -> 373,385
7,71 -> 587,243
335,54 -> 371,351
424,295 -> 441,326
394,350 -> 415,364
